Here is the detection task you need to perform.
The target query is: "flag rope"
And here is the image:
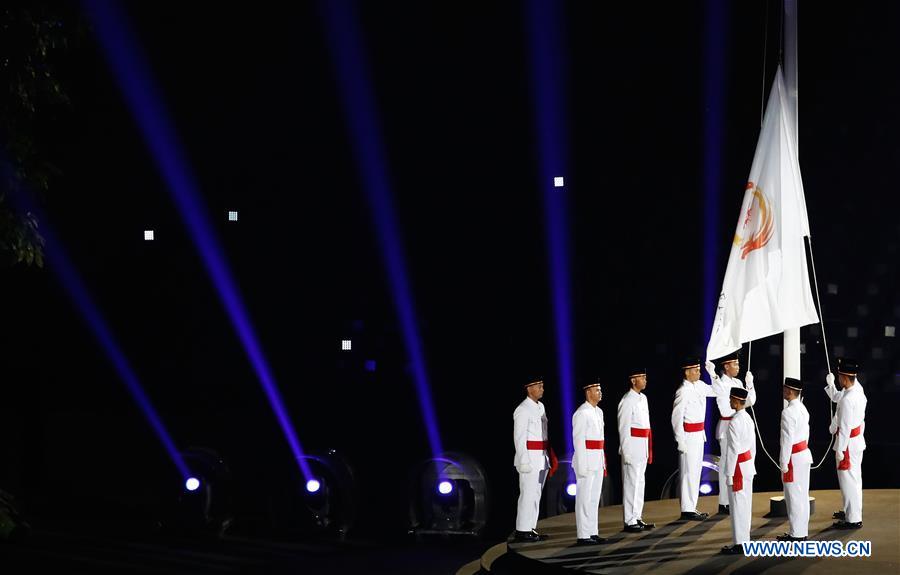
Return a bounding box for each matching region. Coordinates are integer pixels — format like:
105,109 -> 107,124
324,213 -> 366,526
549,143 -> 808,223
744,238 -> 837,471
806,236 -> 837,469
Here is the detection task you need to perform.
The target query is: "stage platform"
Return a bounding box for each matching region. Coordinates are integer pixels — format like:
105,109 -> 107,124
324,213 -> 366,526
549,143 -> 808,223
465,489 -> 899,574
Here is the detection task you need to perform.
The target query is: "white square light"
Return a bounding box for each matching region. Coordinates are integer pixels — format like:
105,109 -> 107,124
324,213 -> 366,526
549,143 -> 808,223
228,211 -> 239,222
886,326 -> 896,338
553,176 -> 565,188
341,339 -> 352,351
144,230 -> 155,241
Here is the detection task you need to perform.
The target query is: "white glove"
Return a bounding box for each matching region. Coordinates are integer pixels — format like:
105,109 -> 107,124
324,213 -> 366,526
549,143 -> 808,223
745,371 -> 754,388
677,441 -> 686,454
726,475 -> 734,486
828,419 -> 838,436
835,449 -> 845,463
780,464 -> 790,475
826,372 -> 836,387
517,462 -> 533,474
704,360 -> 718,380
622,454 -> 632,466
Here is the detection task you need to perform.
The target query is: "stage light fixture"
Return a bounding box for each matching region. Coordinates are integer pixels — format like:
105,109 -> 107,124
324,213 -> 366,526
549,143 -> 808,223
268,450 -> 356,539
554,176 -> 565,187
228,211 -> 238,221
700,483 -> 713,495
566,482 -> 577,497
306,479 -> 322,494
341,339 -> 352,351
144,230 -> 154,241
161,447 -> 233,538
409,452 -> 487,537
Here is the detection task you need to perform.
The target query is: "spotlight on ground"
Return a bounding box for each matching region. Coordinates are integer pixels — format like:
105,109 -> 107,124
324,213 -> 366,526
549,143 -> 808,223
268,450 -> 356,539
660,453 -> 720,499
566,482 -> 577,497
700,483 -> 713,495
409,452 -> 487,537
160,447 -> 233,538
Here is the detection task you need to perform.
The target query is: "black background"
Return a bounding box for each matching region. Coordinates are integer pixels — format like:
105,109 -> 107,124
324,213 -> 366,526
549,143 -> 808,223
2,0 -> 898,541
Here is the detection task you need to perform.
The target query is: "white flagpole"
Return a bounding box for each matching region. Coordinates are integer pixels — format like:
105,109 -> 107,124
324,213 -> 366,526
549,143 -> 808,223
783,0 -> 800,381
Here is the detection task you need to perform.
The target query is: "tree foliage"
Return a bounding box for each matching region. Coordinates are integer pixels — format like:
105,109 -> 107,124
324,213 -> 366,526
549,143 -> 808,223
1,3 -> 83,268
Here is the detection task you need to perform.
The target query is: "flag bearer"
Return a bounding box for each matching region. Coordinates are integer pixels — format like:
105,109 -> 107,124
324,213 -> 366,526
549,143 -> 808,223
825,358 -> 867,529
721,386 -> 756,555
572,378 -> 608,545
777,377 -> 812,541
705,351 -> 756,515
513,376 -> 553,542
617,367 -> 655,532
671,357 -> 716,520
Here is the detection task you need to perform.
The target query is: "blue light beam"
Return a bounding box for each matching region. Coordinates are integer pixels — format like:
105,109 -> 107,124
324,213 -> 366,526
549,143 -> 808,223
83,0 -> 312,479
528,0 -> 575,449
320,0 -> 443,458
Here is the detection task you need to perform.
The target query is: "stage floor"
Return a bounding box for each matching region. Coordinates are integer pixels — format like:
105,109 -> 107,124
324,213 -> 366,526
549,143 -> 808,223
500,489 -> 899,574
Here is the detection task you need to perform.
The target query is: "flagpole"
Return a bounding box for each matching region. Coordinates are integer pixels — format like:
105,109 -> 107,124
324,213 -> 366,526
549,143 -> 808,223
783,0 -> 800,381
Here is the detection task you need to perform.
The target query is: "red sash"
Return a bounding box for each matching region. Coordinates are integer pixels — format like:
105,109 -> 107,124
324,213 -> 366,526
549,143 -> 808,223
630,427 -> 653,464
683,422 -> 705,433
732,450 -> 753,492
782,440 -> 808,483
835,425 -> 862,471
585,440 -> 608,476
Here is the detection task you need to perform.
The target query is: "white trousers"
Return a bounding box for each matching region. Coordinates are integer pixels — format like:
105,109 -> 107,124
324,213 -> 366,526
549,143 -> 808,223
575,471 -> 603,539
837,450 -> 864,523
622,459 -> 647,526
717,436 -> 729,505
516,467 -> 548,532
727,475 -> 753,545
678,439 -> 704,512
783,461 -> 810,537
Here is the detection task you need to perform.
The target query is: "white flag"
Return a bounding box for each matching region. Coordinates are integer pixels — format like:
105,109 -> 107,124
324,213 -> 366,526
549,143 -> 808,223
706,67 -> 819,361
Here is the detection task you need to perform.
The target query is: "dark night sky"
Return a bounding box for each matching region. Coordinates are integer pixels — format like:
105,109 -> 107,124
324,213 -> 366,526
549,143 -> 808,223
2,1 -> 898,538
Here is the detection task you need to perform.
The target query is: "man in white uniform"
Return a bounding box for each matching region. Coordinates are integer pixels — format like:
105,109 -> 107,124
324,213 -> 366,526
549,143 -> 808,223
672,357 -> 716,520
618,367 -> 655,532
572,378 -> 608,545
825,358 -> 867,529
513,377 -> 553,542
777,377 -> 812,541
721,386 -> 756,555
705,351 -> 756,515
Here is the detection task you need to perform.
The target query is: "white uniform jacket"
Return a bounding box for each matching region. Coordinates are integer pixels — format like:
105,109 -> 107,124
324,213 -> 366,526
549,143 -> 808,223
572,402 -> 605,476
671,379 -> 716,446
618,390 -> 651,461
830,382 -> 867,456
513,397 -> 550,471
780,398 -> 813,471
724,408 -> 757,482
713,374 -> 756,440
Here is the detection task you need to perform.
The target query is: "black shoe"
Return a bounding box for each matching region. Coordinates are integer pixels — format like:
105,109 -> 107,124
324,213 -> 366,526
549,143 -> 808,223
717,504 -> 730,515
680,511 -> 709,521
531,529 -> 549,541
832,520 -> 862,530
637,519 -> 656,529
624,523 -> 645,533
590,535 -> 608,543
832,510 -> 845,520
721,544 -> 744,555
576,537 -> 602,546
776,533 -> 807,542
514,530 -> 541,542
